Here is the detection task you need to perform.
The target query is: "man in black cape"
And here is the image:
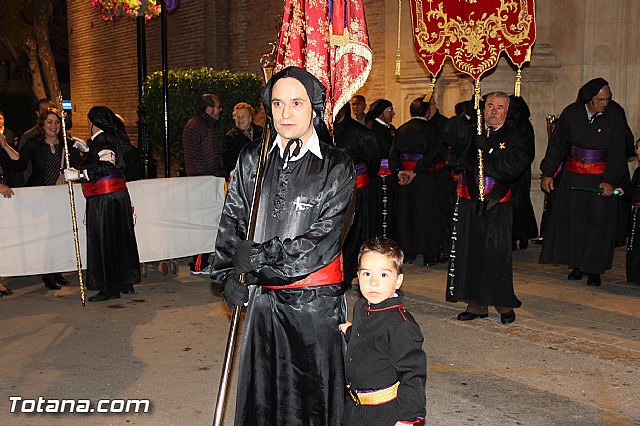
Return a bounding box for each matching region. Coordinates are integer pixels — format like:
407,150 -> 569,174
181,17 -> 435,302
539,77 -> 629,286
389,96 -> 446,265
64,106 -> 141,301
334,102 -> 380,284
444,92 -> 534,324
211,66 -> 356,425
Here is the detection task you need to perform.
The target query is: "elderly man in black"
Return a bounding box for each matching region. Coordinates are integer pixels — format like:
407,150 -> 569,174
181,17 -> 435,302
444,92 -> 534,324
539,78 -> 629,287
211,66 -> 355,425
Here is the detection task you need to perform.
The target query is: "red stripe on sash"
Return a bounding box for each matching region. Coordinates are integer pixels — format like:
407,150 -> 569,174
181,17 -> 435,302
82,177 -> 127,197
262,255 -> 344,289
564,157 -> 606,174
356,174 -> 369,189
457,183 -> 511,202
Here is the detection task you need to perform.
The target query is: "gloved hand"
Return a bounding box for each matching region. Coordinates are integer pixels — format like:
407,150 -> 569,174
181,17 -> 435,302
63,168 -> 82,182
233,240 -> 261,273
221,275 -> 249,308
473,135 -> 486,152
71,137 -> 89,153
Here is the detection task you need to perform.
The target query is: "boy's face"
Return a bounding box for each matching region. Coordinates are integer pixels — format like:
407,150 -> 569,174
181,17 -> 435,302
357,252 -> 403,305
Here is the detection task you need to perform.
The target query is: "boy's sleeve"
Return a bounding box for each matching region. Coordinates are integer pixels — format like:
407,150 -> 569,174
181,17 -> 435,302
389,319 -> 427,423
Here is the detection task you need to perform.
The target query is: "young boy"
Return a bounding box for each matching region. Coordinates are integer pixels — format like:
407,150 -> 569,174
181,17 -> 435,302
339,237 -> 427,425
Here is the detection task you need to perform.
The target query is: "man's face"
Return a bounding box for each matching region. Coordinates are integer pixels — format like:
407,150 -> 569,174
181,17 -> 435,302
233,108 -> 252,131
350,97 -> 366,117
0,114 -> 4,128
484,95 -> 508,128
380,105 -> 395,124
588,86 -> 611,115
206,96 -> 222,120
37,102 -> 50,118
271,77 -> 314,144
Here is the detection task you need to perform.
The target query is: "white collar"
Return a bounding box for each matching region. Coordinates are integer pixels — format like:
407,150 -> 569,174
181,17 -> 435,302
375,117 -> 390,128
268,128 -> 323,166
91,129 -> 105,139
585,104 -> 602,121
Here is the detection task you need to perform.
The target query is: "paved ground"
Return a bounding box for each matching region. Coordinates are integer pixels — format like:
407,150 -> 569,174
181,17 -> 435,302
1,245 -> 639,425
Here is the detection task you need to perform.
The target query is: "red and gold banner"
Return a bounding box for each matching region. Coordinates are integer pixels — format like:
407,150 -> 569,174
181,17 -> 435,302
275,0 -> 372,128
410,0 -> 536,80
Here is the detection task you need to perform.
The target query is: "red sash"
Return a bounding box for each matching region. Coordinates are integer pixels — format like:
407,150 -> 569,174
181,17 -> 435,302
564,157 -> 606,174
82,177 -> 127,197
262,255 -> 344,289
427,159 -> 447,172
356,174 -> 369,189
457,183 -> 511,203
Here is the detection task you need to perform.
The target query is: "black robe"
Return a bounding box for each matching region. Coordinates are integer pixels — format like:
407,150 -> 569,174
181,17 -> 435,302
334,117 -> 380,283
81,131 -> 141,295
367,120 -> 396,239
444,117 -> 533,307
342,294 -> 426,425
510,121 -> 538,248
211,133 -> 356,426
221,123 -> 264,178
626,166 -> 640,283
389,117 -> 444,261
539,102 -> 629,274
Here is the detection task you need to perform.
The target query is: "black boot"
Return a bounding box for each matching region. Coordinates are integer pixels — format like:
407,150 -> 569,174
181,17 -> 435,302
43,278 -> 61,290
587,273 -> 601,287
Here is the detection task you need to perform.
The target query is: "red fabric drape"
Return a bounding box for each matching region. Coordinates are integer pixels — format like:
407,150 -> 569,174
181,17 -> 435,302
275,0 -> 372,129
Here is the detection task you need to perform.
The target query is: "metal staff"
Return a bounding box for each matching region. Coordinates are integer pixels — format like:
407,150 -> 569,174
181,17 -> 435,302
58,95 -> 86,306
570,186 -> 623,196
213,121 -> 272,426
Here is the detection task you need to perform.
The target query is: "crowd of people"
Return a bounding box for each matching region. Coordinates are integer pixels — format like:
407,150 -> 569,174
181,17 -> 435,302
2,68 -> 638,424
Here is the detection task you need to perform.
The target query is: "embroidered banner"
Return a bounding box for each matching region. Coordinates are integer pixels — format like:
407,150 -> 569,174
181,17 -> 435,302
410,0 -> 536,79
275,0 -> 372,127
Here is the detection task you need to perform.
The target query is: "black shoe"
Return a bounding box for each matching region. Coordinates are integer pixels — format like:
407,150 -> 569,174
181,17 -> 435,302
456,311 -> 488,321
43,279 -> 62,290
55,273 -> 70,286
587,274 -> 601,287
531,237 -> 543,245
567,268 -> 583,280
519,240 -> 528,250
500,311 -> 516,324
88,292 -> 121,302
0,288 -> 13,296
121,286 -> 135,294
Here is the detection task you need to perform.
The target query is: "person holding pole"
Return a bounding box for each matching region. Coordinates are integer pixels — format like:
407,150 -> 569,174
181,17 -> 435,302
64,106 -> 141,302
211,66 -> 356,425
443,92 -> 534,324
539,78 -> 629,287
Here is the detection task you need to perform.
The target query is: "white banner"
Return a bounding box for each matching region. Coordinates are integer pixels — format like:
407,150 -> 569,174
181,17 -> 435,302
0,176 -> 225,276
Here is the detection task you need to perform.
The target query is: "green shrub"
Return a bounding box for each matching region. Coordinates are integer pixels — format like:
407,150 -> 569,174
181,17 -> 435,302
141,67 -> 263,164
0,91 -> 37,136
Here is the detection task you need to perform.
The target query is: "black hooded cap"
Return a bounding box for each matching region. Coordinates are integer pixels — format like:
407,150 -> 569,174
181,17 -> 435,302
364,99 -> 392,123
261,66 -> 326,126
87,105 -> 133,158
577,77 -> 609,103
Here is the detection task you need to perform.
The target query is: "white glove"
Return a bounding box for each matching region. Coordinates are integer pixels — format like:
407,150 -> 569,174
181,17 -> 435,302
63,168 -> 82,182
72,137 -> 89,153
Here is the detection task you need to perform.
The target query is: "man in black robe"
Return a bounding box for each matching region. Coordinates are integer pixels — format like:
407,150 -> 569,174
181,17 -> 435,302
334,102 -> 380,284
539,77 -> 629,286
64,106 -> 141,301
444,92 -> 534,324
365,99 -> 396,239
211,66 -> 356,425
389,96 -> 445,265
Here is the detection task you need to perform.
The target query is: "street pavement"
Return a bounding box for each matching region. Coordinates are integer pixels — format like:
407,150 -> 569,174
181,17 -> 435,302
1,245 -> 639,425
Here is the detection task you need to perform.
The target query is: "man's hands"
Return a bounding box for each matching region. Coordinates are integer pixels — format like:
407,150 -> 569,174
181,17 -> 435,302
540,176 -> 555,193
63,168 -> 83,182
233,240 -> 259,273
398,170 -> 415,186
599,182 -> 614,196
221,275 -> 249,308
71,137 -> 89,153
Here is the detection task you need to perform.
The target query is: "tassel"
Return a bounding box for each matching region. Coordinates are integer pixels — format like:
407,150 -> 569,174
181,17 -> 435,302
514,68 -> 522,97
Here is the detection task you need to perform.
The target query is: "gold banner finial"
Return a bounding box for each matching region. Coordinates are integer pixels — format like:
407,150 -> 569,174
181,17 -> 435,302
395,0 -> 402,77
